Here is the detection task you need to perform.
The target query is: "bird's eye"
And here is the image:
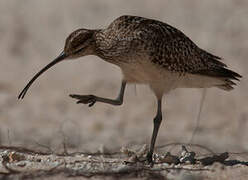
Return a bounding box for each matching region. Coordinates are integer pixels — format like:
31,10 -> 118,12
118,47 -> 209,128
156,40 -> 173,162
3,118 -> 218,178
74,47 -> 84,54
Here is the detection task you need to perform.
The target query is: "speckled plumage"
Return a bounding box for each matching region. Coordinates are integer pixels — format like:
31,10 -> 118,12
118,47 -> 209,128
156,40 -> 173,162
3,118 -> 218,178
93,15 -> 241,97
95,15 -> 221,68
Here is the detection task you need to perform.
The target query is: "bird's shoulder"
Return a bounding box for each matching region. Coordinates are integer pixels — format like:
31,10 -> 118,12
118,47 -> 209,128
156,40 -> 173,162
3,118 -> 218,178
108,15 -> 187,40
98,15 -> 193,50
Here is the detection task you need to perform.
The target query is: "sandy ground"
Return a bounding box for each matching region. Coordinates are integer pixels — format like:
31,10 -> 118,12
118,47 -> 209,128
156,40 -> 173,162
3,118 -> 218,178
0,0 -> 248,179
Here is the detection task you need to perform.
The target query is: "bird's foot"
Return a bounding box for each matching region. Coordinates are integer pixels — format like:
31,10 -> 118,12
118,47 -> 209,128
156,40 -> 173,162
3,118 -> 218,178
146,152 -> 154,166
69,94 -> 96,107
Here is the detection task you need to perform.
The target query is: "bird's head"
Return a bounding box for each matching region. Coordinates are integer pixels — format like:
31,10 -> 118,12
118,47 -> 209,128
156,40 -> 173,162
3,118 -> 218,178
18,28 -> 96,99
64,28 -> 95,58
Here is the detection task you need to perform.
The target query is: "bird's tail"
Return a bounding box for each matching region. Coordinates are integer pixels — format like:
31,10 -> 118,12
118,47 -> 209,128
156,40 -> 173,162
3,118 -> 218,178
196,67 -> 242,91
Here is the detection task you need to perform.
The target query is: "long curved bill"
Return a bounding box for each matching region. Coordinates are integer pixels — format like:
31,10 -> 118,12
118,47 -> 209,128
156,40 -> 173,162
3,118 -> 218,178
18,51 -> 67,99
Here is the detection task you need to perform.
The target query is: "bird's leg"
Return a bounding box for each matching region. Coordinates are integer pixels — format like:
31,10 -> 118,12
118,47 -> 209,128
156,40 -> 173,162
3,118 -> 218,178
70,81 -> 126,107
147,99 -> 162,165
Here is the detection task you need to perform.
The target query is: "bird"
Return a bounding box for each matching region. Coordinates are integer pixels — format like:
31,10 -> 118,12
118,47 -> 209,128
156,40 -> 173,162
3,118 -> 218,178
18,15 -> 241,164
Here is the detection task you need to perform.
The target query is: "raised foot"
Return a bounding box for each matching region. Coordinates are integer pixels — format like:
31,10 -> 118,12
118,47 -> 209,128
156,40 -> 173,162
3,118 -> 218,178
69,94 -> 96,107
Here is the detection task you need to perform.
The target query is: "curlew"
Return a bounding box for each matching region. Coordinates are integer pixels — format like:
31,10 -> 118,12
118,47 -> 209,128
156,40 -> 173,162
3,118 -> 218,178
18,15 -> 241,164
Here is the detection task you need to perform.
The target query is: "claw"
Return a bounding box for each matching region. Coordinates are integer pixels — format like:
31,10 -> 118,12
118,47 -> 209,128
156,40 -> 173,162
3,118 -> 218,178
69,94 -> 79,99
70,94 -> 97,107
89,101 -> 96,107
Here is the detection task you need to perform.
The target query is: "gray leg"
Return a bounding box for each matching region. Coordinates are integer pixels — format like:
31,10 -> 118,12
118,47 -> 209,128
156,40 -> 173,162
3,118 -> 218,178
147,99 -> 162,164
70,81 -> 126,107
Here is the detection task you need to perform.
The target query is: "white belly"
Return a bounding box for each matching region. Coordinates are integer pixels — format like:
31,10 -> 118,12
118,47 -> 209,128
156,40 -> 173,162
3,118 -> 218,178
119,60 -> 181,97
118,59 -> 223,98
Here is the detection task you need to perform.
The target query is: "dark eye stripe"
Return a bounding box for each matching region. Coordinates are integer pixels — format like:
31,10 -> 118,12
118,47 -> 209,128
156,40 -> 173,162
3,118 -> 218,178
74,47 -> 84,54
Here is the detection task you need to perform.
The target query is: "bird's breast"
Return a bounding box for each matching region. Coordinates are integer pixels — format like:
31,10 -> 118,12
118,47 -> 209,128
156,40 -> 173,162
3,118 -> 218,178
118,59 -> 182,95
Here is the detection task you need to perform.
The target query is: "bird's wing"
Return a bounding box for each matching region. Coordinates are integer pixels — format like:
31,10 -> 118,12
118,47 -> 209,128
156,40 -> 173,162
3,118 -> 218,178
131,18 -> 227,74
138,19 -> 241,84
99,15 -> 241,81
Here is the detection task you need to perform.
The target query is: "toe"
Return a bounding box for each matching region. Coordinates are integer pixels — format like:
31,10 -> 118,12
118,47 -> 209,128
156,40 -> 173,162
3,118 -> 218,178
89,101 -> 95,107
70,94 -> 84,100
69,94 -> 78,98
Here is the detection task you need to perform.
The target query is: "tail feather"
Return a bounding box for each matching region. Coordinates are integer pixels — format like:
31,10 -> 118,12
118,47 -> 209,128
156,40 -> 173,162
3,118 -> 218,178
193,67 -> 242,91
225,79 -> 237,86
195,67 -> 242,81
216,84 -> 234,91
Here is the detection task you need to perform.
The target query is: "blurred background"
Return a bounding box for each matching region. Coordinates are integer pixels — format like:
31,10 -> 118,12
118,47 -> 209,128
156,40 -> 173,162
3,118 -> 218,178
0,0 -> 247,154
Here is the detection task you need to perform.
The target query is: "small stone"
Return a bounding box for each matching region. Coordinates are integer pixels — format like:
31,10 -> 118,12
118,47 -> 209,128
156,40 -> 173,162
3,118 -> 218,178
159,152 -> 180,164
16,161 -> 26,167
179,146 -> 196,164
